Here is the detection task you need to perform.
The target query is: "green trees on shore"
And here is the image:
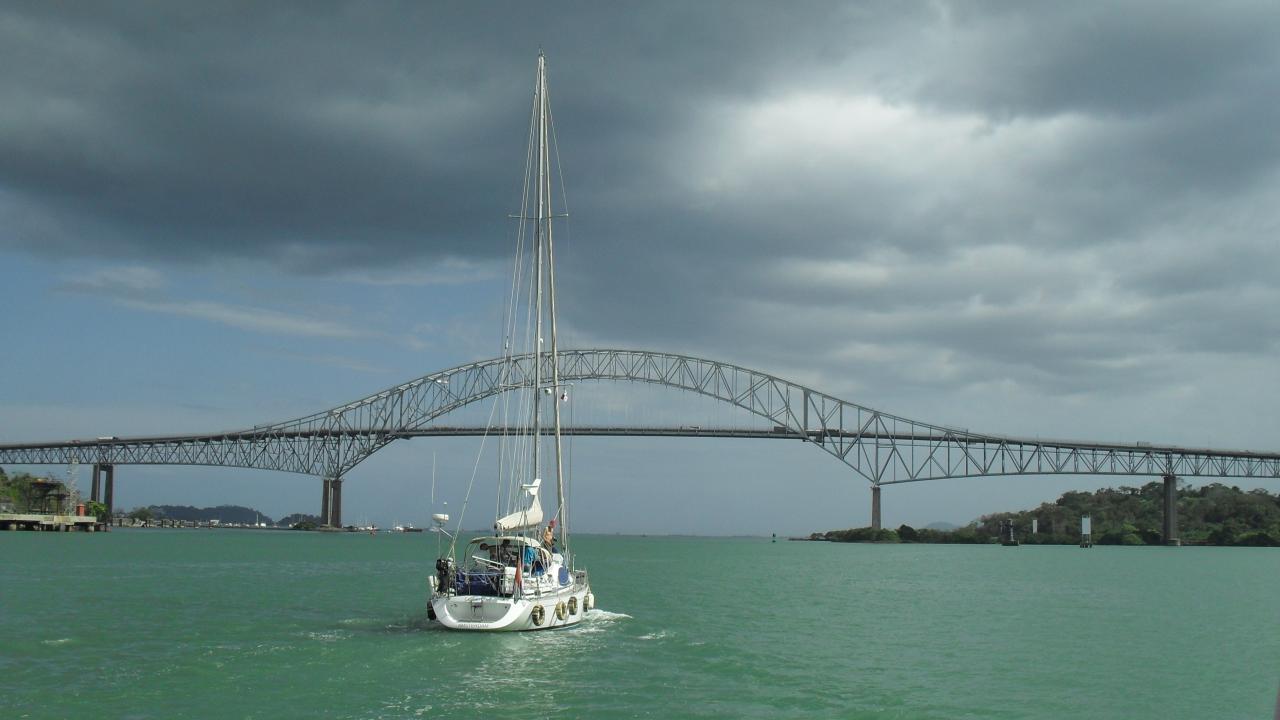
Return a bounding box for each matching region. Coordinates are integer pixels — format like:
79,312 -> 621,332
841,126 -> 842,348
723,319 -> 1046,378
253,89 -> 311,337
1,469 -> 73,514
814,482 -> 1280,546
145,504 -> 273,524
278,513 -> 320,530
128,506 -> 157,523
1,468 -> 30,509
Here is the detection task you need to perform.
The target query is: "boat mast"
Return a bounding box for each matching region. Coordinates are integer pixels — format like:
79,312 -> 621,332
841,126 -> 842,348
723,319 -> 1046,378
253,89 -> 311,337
543,59 -> 568,553
530,51 -> 548,517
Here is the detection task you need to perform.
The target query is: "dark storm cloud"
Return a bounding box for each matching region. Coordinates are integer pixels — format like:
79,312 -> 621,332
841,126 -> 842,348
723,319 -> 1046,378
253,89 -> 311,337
908,2 -> 1280,118
0,1 -> 839,268
1,3 -> 530,266
4,1 -> 1280,405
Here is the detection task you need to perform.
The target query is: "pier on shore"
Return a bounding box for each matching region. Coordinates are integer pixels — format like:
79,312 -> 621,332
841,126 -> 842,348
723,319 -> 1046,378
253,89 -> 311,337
1,513 -> 102,532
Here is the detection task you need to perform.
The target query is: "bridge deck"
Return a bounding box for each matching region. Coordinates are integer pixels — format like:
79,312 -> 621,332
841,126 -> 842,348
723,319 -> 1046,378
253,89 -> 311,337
3,425 -> 1278,460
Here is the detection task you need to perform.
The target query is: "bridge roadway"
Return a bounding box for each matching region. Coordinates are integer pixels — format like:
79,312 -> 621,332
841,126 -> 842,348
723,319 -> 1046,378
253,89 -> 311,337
5,424 -> 1278,482
2,348 -> 1278,540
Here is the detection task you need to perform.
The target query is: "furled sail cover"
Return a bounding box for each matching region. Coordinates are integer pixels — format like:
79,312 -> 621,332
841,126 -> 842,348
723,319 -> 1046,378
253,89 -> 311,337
494,479 -> 544,531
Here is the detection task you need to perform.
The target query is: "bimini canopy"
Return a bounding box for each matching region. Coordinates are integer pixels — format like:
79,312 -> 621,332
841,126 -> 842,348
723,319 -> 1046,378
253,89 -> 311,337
494,478 -> 544,532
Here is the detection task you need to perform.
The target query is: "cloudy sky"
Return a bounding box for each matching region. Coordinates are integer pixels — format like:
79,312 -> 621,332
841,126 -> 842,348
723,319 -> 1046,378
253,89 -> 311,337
2,2 -> 1278,534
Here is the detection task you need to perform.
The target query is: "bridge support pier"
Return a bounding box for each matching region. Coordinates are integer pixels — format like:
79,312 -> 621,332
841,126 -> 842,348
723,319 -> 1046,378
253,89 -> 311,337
331,479 -> 343,528
320,479 -> 331,527
320,477 -> 344,528
90,464 -> 115,517
1163,474 -> 1180,546
871,484 -> 881,531
104,466 -> 114,519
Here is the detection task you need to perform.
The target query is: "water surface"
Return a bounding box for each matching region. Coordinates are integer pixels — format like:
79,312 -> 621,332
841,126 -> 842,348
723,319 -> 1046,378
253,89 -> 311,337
1,531 -> 1276,718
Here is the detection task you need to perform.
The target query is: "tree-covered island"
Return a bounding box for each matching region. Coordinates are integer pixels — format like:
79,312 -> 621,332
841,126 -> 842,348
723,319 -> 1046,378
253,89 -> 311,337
812,482 -> 1280,546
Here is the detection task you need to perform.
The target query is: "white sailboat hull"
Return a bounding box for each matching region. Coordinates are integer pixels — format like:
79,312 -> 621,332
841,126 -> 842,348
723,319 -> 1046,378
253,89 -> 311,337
430,582 -> 593,632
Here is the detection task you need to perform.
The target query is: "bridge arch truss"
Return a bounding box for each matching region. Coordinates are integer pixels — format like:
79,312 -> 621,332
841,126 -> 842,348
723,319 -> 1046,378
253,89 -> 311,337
2,349 -> 1278,486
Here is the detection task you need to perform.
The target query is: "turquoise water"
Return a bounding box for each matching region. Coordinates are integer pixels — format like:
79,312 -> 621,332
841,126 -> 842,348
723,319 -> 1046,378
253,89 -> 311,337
1,531 -> 1277,719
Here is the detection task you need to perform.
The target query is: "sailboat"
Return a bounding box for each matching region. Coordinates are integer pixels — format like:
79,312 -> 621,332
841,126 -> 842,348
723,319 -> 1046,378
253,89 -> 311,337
427,52 -> 594,631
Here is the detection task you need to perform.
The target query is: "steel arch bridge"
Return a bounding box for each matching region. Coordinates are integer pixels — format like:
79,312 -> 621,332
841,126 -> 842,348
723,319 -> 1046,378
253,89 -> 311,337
3,349 -> 1278,529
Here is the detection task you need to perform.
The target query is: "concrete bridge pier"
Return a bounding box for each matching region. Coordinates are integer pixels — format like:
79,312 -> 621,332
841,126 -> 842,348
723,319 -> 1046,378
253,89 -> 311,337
105,466 -> 114,518
1163,474 -> 1180,546
871,484 -> 882,531
330,478 -> 343,528
90,464 -> 115,517
320,477 -> 344,528
320,479 -> 331,526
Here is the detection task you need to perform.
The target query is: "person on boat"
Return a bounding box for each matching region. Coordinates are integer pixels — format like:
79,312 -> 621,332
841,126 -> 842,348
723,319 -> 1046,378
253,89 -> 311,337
435,556 -> 453,593
542,524 -> 555,551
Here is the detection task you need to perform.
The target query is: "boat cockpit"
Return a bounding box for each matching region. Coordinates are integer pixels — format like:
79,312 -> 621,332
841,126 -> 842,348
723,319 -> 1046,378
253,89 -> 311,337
441,535 -> 555,597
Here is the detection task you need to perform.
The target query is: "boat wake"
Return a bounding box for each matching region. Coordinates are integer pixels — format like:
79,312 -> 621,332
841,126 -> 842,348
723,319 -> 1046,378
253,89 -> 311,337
302,629 -> 351,643
584,609 -> 631,622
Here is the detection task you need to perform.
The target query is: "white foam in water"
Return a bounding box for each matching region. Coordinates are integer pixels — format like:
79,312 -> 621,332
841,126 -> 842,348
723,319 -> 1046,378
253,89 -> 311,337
304,630 -> 349,643
42,638 -> 72,646
584,609 -> 631,622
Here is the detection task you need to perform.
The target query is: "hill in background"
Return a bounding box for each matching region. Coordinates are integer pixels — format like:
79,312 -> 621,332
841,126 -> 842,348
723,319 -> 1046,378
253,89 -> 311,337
815,482 -> 1280,546
148,505 -> 273,525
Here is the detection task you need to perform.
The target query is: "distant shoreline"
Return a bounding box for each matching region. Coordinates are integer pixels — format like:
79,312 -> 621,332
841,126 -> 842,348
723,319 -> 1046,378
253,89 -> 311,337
806,482 -> 1280,548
